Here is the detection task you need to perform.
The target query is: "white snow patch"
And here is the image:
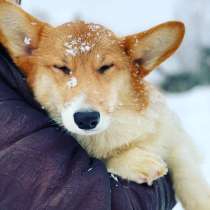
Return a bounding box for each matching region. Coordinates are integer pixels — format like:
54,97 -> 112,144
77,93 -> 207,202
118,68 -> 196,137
63,23 -> 114,57
67,77 -> 78,88
64,37 -> 93,57
80,44 -> 91,53
24,36 -> 31,45
65,48 -> 77,56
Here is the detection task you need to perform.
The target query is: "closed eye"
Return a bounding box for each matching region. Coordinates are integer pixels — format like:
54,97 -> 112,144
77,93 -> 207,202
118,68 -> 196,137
53,65 -> 71,75
97,64 -> 114,74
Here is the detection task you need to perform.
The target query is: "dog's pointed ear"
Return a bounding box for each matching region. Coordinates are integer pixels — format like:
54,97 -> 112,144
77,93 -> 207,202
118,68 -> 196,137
122,21 -> 185,77
0,0 -> 47,59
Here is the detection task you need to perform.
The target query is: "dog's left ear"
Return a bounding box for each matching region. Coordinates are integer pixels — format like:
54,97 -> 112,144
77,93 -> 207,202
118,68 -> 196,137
0,0 -> 47,59
122,21 -> 185,77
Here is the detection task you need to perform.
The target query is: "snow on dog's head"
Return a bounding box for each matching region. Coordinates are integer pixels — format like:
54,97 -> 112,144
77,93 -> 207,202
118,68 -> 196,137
0,0 -> 185,136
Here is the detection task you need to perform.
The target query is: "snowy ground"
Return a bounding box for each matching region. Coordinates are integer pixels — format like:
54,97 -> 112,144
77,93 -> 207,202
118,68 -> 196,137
166,86 -> 210,210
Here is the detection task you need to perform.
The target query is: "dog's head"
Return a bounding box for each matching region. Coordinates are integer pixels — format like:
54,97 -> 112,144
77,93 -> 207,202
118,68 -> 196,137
0,1 -> 185,136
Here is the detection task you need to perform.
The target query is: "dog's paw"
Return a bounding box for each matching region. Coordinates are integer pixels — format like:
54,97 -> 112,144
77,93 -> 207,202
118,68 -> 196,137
107,148 -> 168,185
134,154 -> 168,185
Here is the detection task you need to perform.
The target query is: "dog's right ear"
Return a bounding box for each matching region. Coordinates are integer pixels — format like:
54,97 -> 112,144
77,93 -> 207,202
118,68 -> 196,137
0,0 -> 46,59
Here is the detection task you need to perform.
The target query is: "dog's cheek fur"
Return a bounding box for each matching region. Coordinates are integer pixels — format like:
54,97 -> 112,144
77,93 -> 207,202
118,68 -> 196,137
27,68 -> 66,123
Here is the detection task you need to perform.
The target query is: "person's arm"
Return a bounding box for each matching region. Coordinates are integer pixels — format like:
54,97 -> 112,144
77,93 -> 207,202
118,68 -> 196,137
0,49 -> 176,210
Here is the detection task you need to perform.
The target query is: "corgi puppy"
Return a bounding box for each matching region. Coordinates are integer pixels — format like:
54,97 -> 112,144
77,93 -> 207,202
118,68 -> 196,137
0,1 -> 209,209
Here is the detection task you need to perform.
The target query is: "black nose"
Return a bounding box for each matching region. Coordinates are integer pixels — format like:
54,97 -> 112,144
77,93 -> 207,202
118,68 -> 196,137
74,111 -> 100,130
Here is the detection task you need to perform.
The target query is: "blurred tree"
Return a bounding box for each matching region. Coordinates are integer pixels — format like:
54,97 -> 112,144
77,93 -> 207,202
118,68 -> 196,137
160,48 -> 210,93
198,48 -> 210,84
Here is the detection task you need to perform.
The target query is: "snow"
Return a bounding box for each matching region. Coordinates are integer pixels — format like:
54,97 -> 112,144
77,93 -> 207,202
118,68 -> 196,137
67,77 -> 78,88
81,45 -> 91,52
64,38 -> 92,57
24,36 -> 31,45
63,24 -> 105,57
65,48 -> 77,57
166,86 -> 210,210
